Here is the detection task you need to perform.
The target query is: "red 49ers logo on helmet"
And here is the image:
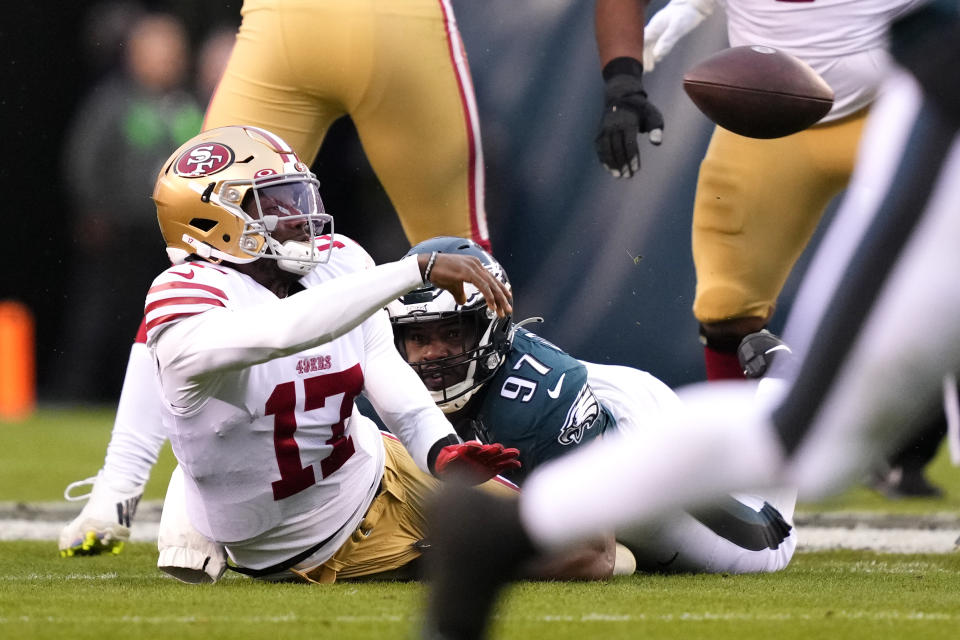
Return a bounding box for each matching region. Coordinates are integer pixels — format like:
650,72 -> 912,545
175,143 -> 235,177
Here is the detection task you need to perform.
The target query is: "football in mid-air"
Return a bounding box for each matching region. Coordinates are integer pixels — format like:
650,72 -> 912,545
682,45 -> 834,139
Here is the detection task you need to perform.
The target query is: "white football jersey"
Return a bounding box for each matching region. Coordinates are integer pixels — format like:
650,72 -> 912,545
719,0 -> 928,121
580,361 -> 684,437
145,237 -> 456,570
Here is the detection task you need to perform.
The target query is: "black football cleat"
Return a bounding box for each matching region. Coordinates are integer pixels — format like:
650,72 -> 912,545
870,466 -> 944,499
738,329 -> 794,379
422,485 -> 536,640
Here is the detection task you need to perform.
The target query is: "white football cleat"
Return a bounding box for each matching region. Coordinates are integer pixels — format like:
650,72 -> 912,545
59,473 -> 143,557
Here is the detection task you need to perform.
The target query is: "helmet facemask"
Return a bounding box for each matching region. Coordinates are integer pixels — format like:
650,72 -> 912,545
386,235 -> 514,413
390,290 -> 512,414
236,174 -> 334,274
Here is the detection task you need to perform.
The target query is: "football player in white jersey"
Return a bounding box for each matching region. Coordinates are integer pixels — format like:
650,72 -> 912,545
61,0 -> 495,558
594,0 -> 926,383
134,124 -> 523,582
64,124 -> 618,585
424,3 -> 960,637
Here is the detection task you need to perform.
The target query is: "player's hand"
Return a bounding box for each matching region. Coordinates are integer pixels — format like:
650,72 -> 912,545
643,0 -> 716,72
418,253 -> 513,318
595,66 -> 664,178
434,441 -> 521,485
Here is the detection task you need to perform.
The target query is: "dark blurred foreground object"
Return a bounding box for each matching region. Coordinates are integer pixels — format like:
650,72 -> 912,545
869,409 -> 947,498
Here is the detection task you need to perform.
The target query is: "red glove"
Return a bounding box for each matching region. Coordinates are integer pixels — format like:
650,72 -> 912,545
434,441 -> 521,484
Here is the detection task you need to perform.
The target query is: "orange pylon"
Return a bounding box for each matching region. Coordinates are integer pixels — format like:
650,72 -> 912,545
0,300 -> 35,420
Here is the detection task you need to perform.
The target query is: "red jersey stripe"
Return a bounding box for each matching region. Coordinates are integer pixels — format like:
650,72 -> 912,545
145,311 -> 204,333
145,296 -> 226,315
148,281 -> 228,299
316,239 -> 346,252
135,317 -> 148,344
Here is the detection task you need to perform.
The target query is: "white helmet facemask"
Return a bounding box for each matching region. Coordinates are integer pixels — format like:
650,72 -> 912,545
388,285 -> 512,414
236,173 -> 334,273
386,235 -> 514,414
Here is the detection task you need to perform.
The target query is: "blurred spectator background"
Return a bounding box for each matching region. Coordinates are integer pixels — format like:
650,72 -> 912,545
45,8 -> 236,403
194,25 -> 236,106
52,9 -> 204,401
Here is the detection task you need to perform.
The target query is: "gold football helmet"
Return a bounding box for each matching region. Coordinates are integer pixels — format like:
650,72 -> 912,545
154,125 -> 333,273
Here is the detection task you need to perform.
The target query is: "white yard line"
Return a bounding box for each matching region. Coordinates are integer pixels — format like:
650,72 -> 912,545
1,519 -> 957,553
517,610 -> 960,622
2,502 -> 957,552
796,526 -> 960,553
0,520 -> 160,542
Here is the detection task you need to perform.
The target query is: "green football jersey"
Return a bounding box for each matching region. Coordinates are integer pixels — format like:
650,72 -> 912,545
456,329 -> 616,484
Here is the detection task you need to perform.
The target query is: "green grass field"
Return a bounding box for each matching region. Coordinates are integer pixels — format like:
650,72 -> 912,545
2,408 -> 959,640
0,408 -> 178,503
1,543 -> 959,640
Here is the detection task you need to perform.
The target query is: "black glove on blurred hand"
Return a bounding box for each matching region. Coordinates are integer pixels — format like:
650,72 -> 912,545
594,57 -> 664,178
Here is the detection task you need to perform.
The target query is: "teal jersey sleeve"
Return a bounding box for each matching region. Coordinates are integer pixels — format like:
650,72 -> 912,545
468,330 -> 615,484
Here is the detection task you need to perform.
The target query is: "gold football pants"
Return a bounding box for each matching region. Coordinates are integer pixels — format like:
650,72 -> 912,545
691,109 -> 867,324
292,432 -> 517,583
204,0 -> 489,248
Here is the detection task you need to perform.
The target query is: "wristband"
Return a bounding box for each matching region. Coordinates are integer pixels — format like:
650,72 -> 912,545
423,251 -> 439,284
602,56 -> 644,81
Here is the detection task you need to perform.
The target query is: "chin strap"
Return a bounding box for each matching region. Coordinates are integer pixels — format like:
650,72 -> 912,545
275,239 -> 318,275
181,234 -> 215,259
273,235 -> 337,275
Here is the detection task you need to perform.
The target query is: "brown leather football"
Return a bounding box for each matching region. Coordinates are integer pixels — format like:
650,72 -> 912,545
683,45 -> 835,139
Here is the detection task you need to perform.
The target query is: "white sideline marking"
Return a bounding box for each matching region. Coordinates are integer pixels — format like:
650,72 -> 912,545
796,526 -> 960,554
0,521 -> 159,542
2,519 -> 957,553
0,572 -> 119,581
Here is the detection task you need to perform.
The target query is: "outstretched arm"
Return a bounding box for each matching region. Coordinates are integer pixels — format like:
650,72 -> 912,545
152,253 -> 510,411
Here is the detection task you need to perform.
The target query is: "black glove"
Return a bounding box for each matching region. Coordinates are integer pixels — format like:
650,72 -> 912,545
594,57 -> 664,178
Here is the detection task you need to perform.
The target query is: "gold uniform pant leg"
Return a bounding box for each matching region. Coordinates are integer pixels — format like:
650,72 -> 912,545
202,0 -> 345,164
349,1 -> 489,248
204,0 -> 489,249
691,111 -> 867,325
313,433 -> 517,582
